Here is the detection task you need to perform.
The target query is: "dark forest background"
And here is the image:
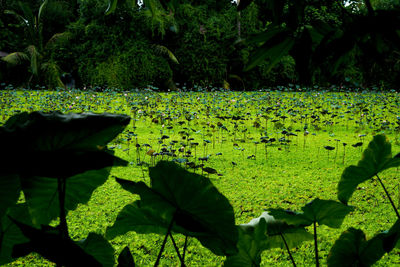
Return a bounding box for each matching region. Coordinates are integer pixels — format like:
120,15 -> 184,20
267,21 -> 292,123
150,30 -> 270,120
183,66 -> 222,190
1,0 -> 399,90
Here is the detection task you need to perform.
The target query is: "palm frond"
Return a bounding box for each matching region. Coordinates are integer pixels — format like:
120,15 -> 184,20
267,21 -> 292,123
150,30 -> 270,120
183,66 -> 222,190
1,52 -> 29,65
152,44 -> 179,64
41,61 -> 64,89
38,0 -> 49,22
4,9 -> 30,28
26,45 -> 41,76
45,32 -> 72,48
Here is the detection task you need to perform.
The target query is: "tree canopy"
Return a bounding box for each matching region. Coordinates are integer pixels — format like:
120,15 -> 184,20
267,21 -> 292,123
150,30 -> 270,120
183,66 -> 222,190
0,0 -> 399,89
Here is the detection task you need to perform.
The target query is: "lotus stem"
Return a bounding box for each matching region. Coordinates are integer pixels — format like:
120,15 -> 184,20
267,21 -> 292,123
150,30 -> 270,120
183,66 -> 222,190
182,236 -> 188,262
376,174 -> 400,219
313,221 -> 319,267
169,233 -> 185,266
58,177 -> 68,239
280,233 -> 297,267
154,216 -> 175,267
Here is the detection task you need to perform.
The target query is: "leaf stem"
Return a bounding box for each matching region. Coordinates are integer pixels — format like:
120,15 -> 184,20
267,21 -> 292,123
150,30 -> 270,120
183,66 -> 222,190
280,233 -> 297,267
182,236 -> 188,262
313,221 -> 319,267
154,216 -> 174,267
58,177 -> 68,239
376,174 -> 400,219
169,233 -> 185,266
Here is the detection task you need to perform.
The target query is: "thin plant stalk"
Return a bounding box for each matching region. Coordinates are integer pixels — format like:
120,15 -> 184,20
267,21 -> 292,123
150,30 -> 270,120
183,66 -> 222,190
376,174 -> 400,219
280,233 -> 297,267
182,236 -> 188,262
313,221 -> 319,267
342,146 -> 346,164
169,233 -> 185,266
58,177 -> 68,239
154,217 -> 175,267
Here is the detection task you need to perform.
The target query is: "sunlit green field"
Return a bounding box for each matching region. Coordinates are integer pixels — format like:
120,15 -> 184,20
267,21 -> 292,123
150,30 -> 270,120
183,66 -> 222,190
2,88 -> 400,266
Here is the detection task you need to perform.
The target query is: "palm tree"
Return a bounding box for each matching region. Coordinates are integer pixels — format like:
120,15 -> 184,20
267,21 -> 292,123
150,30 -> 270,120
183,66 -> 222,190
1,0 -> 68,88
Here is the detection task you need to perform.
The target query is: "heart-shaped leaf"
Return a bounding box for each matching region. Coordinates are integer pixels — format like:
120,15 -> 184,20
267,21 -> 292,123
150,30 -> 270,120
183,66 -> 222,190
21,168 -> 114,226
106,161 -> 238,256
328,221 -> 400,267
224,221 -> 267,267
338,134 -> 400,204
1,112 -> 130,177
0,174 -> 20,221
0,205 -> 30,265
76,233 -> 115,267
21,150 -> 127,179
117,246 -> 135,267
269,198 -> 353,228
106,201 -> 176,238
3,111 -> 130,151
10,219 -> 105,266
224,212 -> 312,266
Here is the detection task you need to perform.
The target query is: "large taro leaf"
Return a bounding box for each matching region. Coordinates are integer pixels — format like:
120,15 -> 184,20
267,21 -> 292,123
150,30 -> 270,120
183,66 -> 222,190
106,201 -> 176,238
224,221 -> 267,267
338,134 -> 400,204
0,174 -> 20,221
0,205 -> 30,265
76,233 -> 115,267
327,221 -> 400,267
10,219 -> 113,266
3,111 -> 130,151
269,198 -> 353,228
262,213 -> 313,250
106,161 -> 238,256
22,150 -> 126,179
1,112 -> 130,176
117,246 -> 135,267
224,212 -> 312,267
21,168 -> 114,226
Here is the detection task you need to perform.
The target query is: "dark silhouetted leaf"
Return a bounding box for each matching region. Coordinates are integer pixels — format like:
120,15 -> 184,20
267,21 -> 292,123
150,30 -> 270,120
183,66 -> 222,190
1,112 -> 129,177
10,218 -> 104,266
22,168 -> 113,226
269,198 -> 353,228
224,212 -> 312,266
0,205 -> 30,265
76,233 -> 115,267
117,246 -> 135,267
106,161 -> 238,256
328,221 -> 400,267
338,135 -> 400,204
224,217 -> 268,266
0,174 -> 20,221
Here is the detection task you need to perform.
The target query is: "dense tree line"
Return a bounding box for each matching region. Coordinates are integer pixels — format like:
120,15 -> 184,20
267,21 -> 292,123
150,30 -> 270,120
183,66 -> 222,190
0,0 -> 399,90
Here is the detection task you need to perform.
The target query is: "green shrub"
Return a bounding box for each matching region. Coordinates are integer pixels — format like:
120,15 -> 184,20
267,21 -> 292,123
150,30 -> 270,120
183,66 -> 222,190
85,41 -> 172,89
